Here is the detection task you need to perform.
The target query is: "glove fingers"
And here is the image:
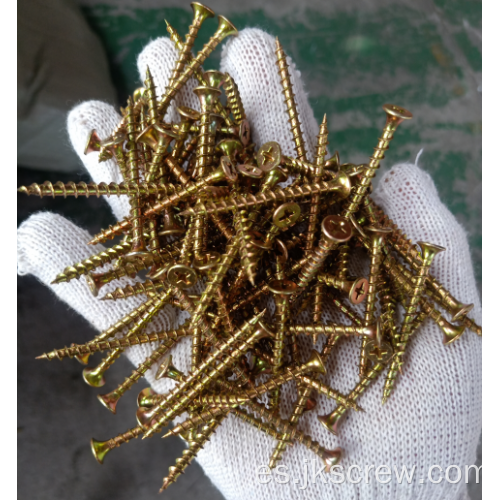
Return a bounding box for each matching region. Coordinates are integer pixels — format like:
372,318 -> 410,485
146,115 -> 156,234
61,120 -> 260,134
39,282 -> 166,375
67,101 -> 131,221
372,162 -> 481,322
220,28 -> 321,164
137,37 -> 202,124
17,212 -> 185,394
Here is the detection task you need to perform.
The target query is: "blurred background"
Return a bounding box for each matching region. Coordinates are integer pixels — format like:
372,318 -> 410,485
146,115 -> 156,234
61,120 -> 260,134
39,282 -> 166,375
17,0 -> 482,499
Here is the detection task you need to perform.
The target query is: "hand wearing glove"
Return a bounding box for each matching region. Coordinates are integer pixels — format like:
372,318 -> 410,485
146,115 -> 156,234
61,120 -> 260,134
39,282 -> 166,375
17,28 -> 481,500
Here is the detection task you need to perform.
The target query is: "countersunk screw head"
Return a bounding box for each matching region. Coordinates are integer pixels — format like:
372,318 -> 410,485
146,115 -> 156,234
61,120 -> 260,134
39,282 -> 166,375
237,163 -> 263,179
268,279 -> 298,295
383,103 -> 413,121
167,264 -> 198,289
193,251 -> 221,271
239,119 -> 251,146
349,277 -> 369,304
272,202 -> 301,228
365,340 -> 393,364
220,156 -> 238,182
321,215 -> 353,243
177,105 -> 201,122
257,141 -> 282,171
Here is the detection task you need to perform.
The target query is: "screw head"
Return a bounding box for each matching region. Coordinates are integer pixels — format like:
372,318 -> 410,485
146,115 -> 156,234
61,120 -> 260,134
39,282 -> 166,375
220,156 -> 238,182
383,104 -> 413,121
349,277 -> 369,305
365,340 -> 393,364
239,119 -> 251,146
237,163 -> 263,179
272,202 -> 301,228
193,251 -> 221,271
177,105 -> 200,122
167,264 -> 198,289
248,230 -> 271,250
268,279 -> 297,295
321,215 -> 353,243
257,141 -> 281,172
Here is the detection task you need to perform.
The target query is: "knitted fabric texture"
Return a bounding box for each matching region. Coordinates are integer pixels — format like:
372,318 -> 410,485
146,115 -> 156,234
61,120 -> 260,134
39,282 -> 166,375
17,29 -> 481,500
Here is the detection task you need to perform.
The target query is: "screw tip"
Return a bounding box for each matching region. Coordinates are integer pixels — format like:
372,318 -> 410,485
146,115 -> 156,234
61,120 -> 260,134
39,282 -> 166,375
35,354 -> 47,360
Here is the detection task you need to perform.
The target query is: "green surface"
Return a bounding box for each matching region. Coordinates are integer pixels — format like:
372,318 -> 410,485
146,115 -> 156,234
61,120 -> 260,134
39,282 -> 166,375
80,1 -> 481,286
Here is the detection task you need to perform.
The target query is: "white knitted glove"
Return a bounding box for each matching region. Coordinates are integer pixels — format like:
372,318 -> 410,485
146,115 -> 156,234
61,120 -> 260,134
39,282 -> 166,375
17,29 -> 481,500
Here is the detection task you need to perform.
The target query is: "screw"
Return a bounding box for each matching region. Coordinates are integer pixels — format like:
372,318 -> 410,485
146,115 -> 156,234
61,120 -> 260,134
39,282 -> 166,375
37,328 -> 190,362
342,104 -> 412,219
158,16 -> 238,116
304,114 -> 329,253
318,340 -> 393,434
382,241 -> 445,403
316,273 -> 369,305
275,38 -> 308,162
359,226 -> 392,377
178,176 -> 351,217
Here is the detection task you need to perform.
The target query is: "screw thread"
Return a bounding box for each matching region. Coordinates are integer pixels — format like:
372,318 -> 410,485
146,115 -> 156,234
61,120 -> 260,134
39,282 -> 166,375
275,38 -> 307,162
161,416 -> 225,491
296,236 -> 335,291
181,178 -> 349,217
18,181 -> 172,199
51,242 -> 131,284
40,328 -> 190,361
269,385 -> 311,468
223,74 -> 246,124
159,30 -> 230,116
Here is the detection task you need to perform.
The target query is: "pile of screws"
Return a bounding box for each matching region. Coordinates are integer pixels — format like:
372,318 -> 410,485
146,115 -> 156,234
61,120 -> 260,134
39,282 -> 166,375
18,3 -> 482,494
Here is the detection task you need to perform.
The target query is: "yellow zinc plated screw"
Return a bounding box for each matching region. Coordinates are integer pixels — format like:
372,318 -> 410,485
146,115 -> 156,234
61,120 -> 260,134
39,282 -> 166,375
87,159 -> 237,245
365,197 -> 477,328
233,408 -> 342,473
140,312 -> 265,424
269,384 -> 313,468
382,241 -> 445,404
318,340 -> 393,434
142,312 -> 269,438
304,114 -> 329,254
342,105 -> 412,220
84,253 -> 165,297
382,254 -> 465,345
178,175 -> 351,217
294,215 -> 353,296
275,38 -> 308,163
50,241 -> 132,284
167,3 -> 215,89
82,289 -> 174,387
193,85 -> 221,177
171,106 -> 200,161
157,15 -> 238,116
159,414 -> 227,493
298,375 -> 363,411
17,181 -> 173,199
359,226 -> 392,378
97,329 -> 188,414
268,279 -> 298,410
90,425 -> 144,464
165,20 -> 234,127
316,273 -> 369,305
190,350 -> 326,407
288,322 -> 377,340
223,73 -> 246,125
37,328 -> 190,361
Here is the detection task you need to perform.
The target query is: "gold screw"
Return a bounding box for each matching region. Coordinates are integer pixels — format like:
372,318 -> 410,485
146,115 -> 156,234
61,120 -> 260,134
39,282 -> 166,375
382,241 -> 445,403
318,340 -> 393,434
342,105 -> 412,219
275,38 -> 308,162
